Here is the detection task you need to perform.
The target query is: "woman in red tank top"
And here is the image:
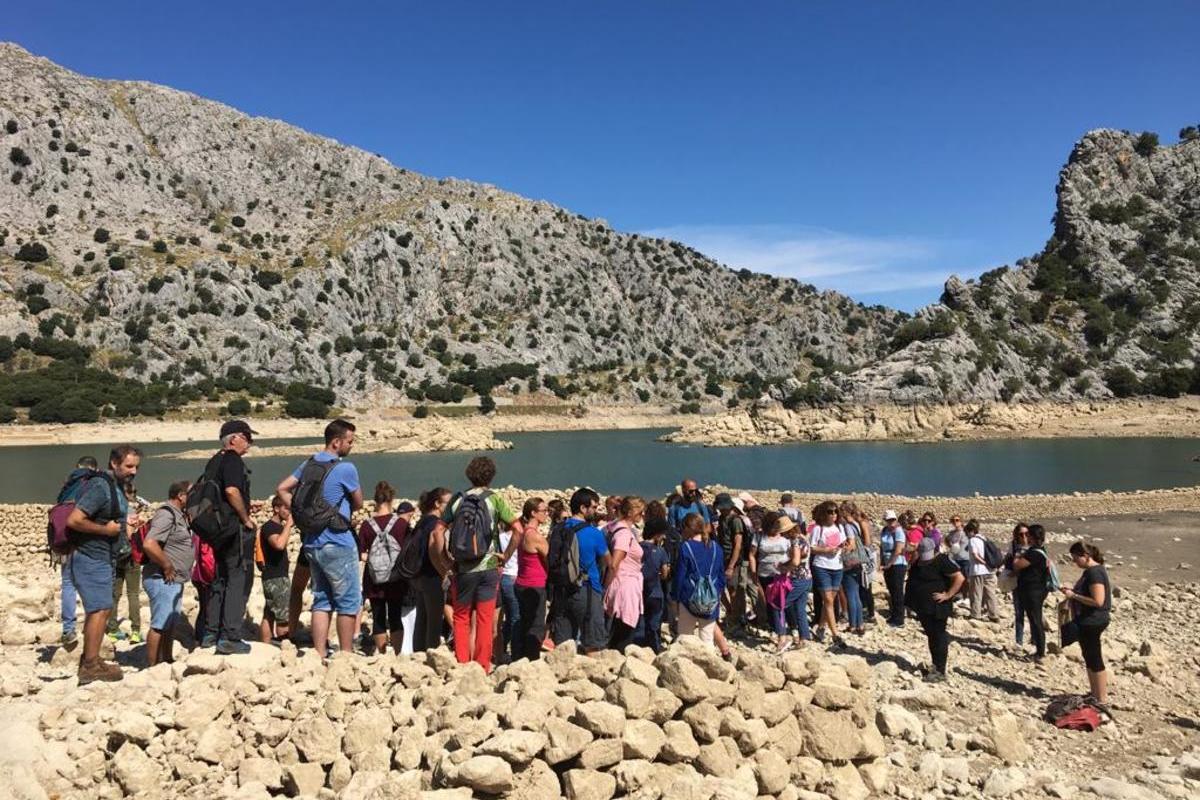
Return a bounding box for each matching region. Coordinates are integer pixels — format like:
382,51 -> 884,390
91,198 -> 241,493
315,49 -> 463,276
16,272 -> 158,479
513,498 -> 550,661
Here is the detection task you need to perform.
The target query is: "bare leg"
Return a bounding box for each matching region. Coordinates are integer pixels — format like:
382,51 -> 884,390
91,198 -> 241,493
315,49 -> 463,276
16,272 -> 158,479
713,624 -> 731,656
335,613 -> 357,654
161,630 -> 174,663
374,633 -> 388,654
1088,669 -> 1108,703
311,610 -> 331,658
288,565 -> 310,636
259,616 -> 274,644
83,610 -> 109,661
821,590 -> 839,640
146,628 -> 163,667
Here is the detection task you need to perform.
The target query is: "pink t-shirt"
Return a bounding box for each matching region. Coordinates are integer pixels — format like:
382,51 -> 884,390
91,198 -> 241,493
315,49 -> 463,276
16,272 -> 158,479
603,523 -> 644,627
516,547 -> 547,589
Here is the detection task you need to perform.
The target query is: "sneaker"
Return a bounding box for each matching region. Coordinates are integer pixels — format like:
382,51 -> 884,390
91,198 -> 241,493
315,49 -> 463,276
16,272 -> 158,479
128,632 -> 143,645
831,637 -> 848,651
61,631 -> 79,652
541,637 -> 556,652
924,670 -> 947,684
216,639 -> 252,655
106,630 -> 128,641
78,657 -> 123,685
199,635 -> 218,649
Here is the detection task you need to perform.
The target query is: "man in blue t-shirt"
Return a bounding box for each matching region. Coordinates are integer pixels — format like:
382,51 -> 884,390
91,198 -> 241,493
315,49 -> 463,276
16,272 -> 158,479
276,418 -> 363,658
548,487 -> 610,653
668,478 -> 713,532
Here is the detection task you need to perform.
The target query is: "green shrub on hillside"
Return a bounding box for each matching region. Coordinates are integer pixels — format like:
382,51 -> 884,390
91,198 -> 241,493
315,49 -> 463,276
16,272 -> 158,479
1134,131 -> 1159,157
0,404 -> 15,424
1104,366 -> 1140,397
226,397 -> 251,415
16,242 -> 48,262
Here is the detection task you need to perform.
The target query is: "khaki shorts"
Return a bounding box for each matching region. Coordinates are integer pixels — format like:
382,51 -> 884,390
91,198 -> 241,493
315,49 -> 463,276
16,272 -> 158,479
262,576 -> 290,621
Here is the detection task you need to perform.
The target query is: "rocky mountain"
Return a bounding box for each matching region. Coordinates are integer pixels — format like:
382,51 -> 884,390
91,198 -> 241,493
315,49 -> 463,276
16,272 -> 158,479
1,42 -> 1197,417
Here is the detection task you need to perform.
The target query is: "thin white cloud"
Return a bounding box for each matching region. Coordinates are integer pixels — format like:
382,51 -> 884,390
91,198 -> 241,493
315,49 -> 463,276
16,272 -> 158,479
640,223 -> 965,295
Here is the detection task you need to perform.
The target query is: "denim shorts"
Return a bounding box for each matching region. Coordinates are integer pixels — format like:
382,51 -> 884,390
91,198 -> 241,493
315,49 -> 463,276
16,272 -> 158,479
812,565 -> 844,593
70,549 -> 114,613
143,575 -> 184,631
306,543 -> 362,615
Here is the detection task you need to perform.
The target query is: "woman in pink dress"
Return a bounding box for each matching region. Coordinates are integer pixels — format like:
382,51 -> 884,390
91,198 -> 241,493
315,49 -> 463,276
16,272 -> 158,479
604,496 -> 645,652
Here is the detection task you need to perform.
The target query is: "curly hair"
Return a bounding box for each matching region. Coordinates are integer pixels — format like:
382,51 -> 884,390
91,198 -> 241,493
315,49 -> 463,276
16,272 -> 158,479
464,456 -> 497,487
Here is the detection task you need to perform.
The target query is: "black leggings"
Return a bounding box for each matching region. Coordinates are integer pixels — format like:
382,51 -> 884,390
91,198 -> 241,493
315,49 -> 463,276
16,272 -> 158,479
370,597 -> 404,636
411,573 -> 444,652
1017,588 -> 1047,657
609,617 -> 637,653
513,585 -> 547,661
918,612 -> 950,673
1079,622 -> 1107,671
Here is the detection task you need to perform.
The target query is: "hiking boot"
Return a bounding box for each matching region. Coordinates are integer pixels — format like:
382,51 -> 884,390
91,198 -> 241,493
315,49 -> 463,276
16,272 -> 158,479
216,639 -> 251,655
61,631 -> 79,652
199,634 -> 217,649
78,657 -> 123,685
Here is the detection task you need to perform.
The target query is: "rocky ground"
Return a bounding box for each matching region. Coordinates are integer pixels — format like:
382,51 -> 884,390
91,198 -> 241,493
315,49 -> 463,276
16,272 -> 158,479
0,499 -> 1197,799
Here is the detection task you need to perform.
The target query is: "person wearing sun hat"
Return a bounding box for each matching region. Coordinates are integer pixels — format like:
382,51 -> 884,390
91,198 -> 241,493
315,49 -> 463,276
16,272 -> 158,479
879,509 -> 908,627
904,536 -> 965,682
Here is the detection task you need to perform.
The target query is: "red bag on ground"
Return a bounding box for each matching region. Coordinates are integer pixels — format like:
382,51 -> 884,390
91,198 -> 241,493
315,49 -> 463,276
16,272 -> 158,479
1053,706 -> 1102,731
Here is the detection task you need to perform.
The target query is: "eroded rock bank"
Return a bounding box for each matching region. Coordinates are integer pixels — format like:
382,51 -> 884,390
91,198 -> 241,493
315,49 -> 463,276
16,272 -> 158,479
662,398 -> 1200,446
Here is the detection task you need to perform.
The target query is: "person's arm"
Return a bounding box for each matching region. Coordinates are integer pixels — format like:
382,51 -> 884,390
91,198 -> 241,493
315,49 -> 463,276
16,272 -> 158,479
658,552 -> 670,581
66,507 -> 119,538
1012,553 -> 1031,571
531,530 -> 549,558
275,474 -> 298,509
606,548 -> 626,590
858,517 -> 873,547
1063,573 -> 1106,608
499,518 -> 525,564
935,569 -> 966,602
430,522 -> 451,578
727,526 -> 743,573
223,485 -> 253,530
747,543 -> 758,578
267,519 -> 293,550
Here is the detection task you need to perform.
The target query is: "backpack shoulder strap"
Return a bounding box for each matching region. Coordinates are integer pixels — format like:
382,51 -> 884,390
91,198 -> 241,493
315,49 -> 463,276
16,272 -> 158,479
367,517 -> 383,536
381,514 -> 400,537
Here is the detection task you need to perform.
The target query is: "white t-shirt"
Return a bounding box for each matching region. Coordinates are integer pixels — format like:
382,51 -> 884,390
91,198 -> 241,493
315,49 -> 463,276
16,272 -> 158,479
499,531 -> 519,578
967,535 -> 991,578
809,524 -> 845,571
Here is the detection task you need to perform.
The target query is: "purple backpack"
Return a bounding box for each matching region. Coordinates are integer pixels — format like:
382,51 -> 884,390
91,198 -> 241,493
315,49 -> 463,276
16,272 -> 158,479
46,473 -> 118,555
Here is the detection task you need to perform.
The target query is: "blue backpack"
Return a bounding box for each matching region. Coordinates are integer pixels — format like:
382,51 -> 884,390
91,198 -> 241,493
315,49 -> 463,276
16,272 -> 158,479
682,540 -> 720,618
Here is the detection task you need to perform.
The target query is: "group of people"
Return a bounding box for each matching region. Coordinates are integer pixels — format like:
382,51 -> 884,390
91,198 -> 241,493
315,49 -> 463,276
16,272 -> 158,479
53,417 -> 1113,710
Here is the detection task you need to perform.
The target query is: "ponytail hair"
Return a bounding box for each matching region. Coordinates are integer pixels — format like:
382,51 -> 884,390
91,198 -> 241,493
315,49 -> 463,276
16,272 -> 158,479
1069,540 -> 1104,564
373,481 -> 395,507
521,497 -> 545,523
419,486 -> 451,515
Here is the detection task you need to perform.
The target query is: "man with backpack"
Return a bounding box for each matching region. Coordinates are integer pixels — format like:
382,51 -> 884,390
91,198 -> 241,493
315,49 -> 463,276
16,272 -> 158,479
439,457 -> 523,672
547,487 -> 610,655
275,418 -> 363,659
194,419 -> 260,655
55,455 -> 98,651
714,493 -> 750,633
966,519 -> 1002,622
65,445 -> 141,684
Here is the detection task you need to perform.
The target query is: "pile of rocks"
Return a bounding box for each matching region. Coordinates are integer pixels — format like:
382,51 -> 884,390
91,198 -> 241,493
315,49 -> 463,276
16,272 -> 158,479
12,637 -> 891,800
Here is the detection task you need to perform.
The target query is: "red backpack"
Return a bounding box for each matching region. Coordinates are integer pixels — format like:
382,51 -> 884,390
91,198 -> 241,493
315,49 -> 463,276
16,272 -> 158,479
191,534 -> 217,585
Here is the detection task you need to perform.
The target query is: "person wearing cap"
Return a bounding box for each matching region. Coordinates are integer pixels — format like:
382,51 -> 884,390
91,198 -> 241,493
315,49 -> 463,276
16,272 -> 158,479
879,510 -> 908,627
904,537 -> 965,683
203,419 -> 259,655
637,515 -> 671,653
779,494 -> 805,530
714,493 -> 750,633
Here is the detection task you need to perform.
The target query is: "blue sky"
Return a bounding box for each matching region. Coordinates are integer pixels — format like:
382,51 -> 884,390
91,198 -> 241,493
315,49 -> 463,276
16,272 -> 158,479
8,2 -> 1199,309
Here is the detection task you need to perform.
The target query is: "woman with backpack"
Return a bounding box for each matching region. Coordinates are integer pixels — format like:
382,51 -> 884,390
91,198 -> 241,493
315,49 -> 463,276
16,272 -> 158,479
670,512 -> 727,648
603,497 -> 646,653
1011,524 -> 1051,662
750,512 -> 797,654
412,488 -> 452,652
1061,542 -> 1112,708
837,502 -> 867,636
512,497 -> 550,661
357,482 -> 414,655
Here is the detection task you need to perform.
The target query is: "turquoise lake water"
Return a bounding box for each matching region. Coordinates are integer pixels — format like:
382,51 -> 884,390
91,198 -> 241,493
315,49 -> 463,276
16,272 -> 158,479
3,429 -> 1199,503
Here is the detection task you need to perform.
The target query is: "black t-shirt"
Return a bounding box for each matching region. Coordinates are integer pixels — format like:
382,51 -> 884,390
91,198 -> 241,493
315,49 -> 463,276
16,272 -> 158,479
216,451 -> 250,511
259,520 -> 289,579
1073,565 -> 1111,627
1016,547 -> 1049,595
414,514 -> 439,578
718,515 -> 748,564
904,553 -> 961,619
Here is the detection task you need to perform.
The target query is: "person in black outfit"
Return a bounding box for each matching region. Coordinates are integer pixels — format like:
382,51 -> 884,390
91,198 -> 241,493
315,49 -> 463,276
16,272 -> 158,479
1061,541 -> 1112,707
412,487 -> 452,652
204,419 -> 259,655
904,537 -> 965,682
1012,523 -> 1051,661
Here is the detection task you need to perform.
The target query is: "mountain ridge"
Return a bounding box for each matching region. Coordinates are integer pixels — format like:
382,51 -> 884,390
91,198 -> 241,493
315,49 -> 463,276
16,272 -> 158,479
1,42 -> 1197,422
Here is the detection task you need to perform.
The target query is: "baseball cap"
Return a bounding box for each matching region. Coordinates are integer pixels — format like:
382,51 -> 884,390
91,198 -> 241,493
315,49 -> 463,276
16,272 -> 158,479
917,537 -> 937,562
219,419 -> 259,441
714,492 -> 735,510
884,509 -> 898,521
397,501 -> 415,514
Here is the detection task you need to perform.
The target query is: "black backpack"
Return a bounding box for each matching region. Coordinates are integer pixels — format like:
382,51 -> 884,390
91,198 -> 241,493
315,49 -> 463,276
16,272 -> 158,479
981,537 -> 1004,571
186,453 -> 236,550
448,490 -> 495,564
547,518 -> 585,587
391,516 -> 429,581
291,456 -> 352,537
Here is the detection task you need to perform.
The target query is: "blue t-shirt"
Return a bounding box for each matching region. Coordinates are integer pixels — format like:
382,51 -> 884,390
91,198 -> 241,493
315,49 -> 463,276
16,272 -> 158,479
72,472 -> 128,561
880,527 -> 907,567
641,541 -> 668,600
573,522 -> 609,593
668,500 -> 712,532
671,538 -> 726,619
291,452 -> 360,549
